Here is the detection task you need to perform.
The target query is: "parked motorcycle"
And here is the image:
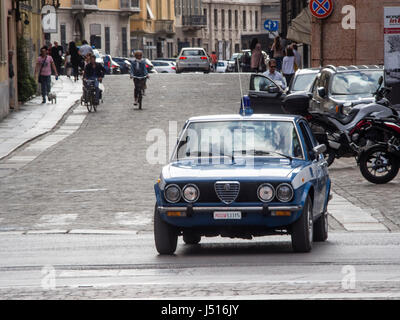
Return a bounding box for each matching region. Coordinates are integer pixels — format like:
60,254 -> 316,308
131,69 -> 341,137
358,121 -> 400,184
283,77 -> 400,166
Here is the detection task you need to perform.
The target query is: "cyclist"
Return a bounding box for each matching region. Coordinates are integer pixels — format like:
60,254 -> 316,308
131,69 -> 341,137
130,50 -> 148,105
83,53 -> 105,104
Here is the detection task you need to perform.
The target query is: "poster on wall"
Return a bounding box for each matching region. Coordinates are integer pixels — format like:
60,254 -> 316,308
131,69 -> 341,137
384,7 -> 400,86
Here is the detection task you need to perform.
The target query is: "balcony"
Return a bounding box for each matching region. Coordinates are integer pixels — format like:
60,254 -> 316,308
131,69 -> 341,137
72,0 -> 99,13
155,20 -> 174,35
120,0 -> 140,16
182,15 -> 207,30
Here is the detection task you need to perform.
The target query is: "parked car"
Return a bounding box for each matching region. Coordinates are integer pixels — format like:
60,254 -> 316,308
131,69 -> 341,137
103,55 -> 121,74
216,60 -> 228,73
227,53 -> 241,72
239,49 -> 269,72
112,57 -> 132,74
93,49 -> 104,66
152,60 -> 176,73
128,58 -> 157,74
176,47 -> 211,73
154,113 -> 331,254
309,65 -> 384,114
287,68 -> 321,95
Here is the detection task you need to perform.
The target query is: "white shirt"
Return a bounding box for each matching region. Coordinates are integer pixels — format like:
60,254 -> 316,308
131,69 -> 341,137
263,70 -> 287,89
79,44 -> 93,57
282,56 -> 295,75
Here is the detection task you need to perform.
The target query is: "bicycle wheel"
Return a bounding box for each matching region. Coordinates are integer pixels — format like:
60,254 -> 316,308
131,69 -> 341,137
87,94 -> 94,112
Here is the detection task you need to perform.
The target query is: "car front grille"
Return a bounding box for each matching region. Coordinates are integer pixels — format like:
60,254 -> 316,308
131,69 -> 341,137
214,181 -> 240,204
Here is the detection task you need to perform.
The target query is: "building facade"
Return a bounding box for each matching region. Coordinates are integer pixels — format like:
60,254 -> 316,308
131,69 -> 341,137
50,0 -> 140,57
130,0 -> 175,59
174,0 -> 206,55
202,0 -> 264,60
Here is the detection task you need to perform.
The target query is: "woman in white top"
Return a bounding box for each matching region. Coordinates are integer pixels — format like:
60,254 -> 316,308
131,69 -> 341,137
282,46 -> 296,87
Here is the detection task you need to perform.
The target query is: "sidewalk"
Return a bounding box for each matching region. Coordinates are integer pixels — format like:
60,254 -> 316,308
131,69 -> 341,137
0,76 -> 82,160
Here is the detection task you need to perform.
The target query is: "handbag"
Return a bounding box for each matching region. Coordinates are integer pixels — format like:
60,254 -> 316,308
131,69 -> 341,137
38,56 -> 47,83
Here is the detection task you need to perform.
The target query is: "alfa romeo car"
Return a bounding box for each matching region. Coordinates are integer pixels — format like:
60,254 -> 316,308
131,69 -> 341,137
154,114 -> 331,254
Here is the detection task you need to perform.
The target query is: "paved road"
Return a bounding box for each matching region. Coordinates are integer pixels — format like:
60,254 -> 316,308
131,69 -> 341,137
0,73 -> 400,299
1,232 -> 400,299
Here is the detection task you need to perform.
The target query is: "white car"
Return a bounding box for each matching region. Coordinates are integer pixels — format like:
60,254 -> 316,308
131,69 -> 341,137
176,47 -> 211,73
152,60 -> 176,73
216,60 -> 228,73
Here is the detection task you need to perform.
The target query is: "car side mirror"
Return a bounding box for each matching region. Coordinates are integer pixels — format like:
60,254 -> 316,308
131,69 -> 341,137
313,144 -> 327,156
268,86 -> 280,94
317,87 -> 326,98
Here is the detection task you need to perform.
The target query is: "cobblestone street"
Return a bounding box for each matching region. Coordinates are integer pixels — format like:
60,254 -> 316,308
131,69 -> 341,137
0,73 -> 399,233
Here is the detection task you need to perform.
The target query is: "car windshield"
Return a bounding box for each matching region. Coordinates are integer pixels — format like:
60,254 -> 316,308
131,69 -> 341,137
292,73 -> 319,92
331,70 -> 383,95
175,120 -> 303,161
182,50 -> 205,56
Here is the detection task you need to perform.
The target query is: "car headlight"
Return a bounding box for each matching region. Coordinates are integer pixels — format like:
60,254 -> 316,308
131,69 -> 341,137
164,184 -> 181,203
257,184 -> 275,203
276,183 -> 294,202
182,184 -> 200,203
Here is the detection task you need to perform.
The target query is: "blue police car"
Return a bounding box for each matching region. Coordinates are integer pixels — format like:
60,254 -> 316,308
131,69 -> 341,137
154,113 -> 331,254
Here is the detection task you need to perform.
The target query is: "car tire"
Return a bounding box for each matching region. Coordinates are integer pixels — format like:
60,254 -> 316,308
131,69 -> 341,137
291,195 -> 313,253
154,204 -> 178,255
176,69 -> 181,74
183,233 -> 201,245
313,211 -> 328,242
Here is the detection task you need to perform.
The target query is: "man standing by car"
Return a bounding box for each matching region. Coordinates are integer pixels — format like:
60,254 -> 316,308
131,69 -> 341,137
263,59 -> 287,90
130,50 -> 148,105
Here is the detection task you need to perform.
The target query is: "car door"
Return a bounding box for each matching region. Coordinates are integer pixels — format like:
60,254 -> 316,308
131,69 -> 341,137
298,120 -> 326,215
248,74 -> 286,114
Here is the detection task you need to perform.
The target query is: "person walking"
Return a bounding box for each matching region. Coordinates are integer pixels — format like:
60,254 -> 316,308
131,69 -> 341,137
271,36 -> 284,72
250,41 -> 266,73
78,40 -> 93,58
8,50 -> 15,109
282,46 -> 296,87
35,46 -> 59,104
68,42 -> 80,82
263,59 -> 287,90
292,43 -> 302,70
210,51 -> 218,72
51,41 -> 63,75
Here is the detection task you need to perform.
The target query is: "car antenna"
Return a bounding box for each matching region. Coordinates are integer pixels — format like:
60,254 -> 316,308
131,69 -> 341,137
237,56 -> 245,114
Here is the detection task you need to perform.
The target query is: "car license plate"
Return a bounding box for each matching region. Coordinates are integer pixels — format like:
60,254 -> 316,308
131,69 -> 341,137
213,211 -> 242,220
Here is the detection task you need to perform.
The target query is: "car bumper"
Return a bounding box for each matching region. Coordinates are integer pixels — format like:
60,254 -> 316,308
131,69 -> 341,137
157,204 -> 303,228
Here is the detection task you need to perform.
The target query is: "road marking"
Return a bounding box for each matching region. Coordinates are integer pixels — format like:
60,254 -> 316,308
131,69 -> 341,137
61,188 -> 108,193
34,214 -> 77,228
329,192 -> 388,231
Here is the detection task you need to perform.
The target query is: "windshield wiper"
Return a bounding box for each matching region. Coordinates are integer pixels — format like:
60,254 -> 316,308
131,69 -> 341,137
234,150 -> 293,161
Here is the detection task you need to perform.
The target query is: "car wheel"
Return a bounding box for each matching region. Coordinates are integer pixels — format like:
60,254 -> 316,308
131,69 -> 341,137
291,195 -> 313,253
154,204 -> 178,255
313,211 -> 328,242
176,69 -> 181,74
183,233 -> 201,245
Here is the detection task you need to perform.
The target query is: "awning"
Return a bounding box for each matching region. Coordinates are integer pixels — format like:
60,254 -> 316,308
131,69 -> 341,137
146,1 -> 155,20
287,7 -> 311,45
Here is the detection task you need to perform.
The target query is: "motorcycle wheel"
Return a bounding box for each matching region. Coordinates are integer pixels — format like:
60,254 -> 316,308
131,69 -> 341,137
324,148 -> 335,167
359,145 -> 399,184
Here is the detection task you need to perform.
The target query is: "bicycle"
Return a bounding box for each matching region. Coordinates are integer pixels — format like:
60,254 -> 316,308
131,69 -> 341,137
131,75 -> 148,110
81,79 -> 100,112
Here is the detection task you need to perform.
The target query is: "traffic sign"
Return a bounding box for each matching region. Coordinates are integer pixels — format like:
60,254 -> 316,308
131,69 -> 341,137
264,20 -> 279,32
309,0 -> 334,19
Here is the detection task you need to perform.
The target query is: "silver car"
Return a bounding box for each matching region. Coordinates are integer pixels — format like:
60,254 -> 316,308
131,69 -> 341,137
176,47 -> 210,74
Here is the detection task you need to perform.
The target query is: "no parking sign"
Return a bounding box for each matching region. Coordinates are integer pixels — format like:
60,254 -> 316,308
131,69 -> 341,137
309,0 -> 334,19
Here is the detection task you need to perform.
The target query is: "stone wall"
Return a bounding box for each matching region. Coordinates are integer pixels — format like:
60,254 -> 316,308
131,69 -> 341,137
311,0 -> 400,67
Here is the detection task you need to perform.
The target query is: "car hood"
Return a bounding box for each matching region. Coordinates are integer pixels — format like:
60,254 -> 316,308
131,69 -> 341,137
162,158 -> 304,181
